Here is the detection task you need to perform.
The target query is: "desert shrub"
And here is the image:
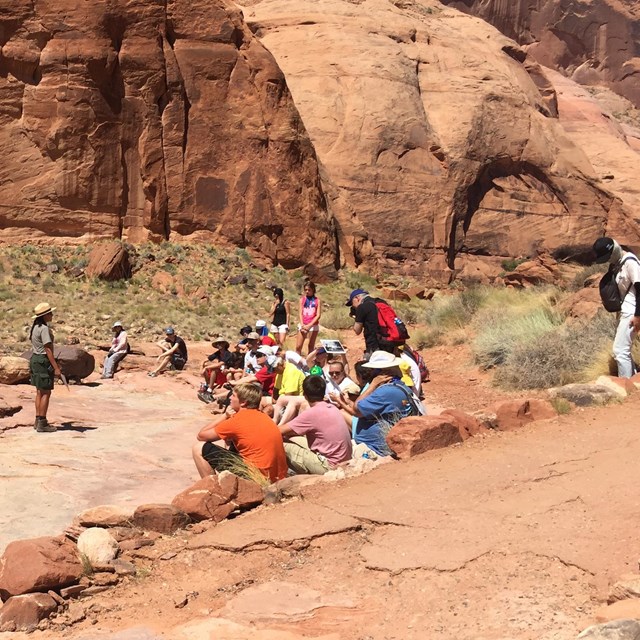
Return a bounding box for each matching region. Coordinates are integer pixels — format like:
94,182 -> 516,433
425,294 -> 467,330
570,263 -> 606,291
321,307 -> 353,330
494,311 -> 616,390
501,257 -> 527,272
473,305 -> 562,370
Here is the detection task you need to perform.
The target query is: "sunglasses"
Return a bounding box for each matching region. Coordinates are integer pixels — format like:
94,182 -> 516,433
329,371 -> 343,377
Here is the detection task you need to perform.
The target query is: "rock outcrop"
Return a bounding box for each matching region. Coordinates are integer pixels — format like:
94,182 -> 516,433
243,0 -> 640,275
0,0 -> 335,272
440,0 -> 640,109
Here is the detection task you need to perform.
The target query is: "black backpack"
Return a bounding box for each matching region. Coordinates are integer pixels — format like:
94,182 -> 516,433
599,255 -> 640,312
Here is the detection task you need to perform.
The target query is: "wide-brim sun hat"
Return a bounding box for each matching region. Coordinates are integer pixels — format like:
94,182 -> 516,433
593,237 -> 615,264
246,331 -> 260,340
362,350 -> 404,369
32,303 -> 56,319
112,321 -> 124,329
213,337 -> 230,348
255,320 -> 267,328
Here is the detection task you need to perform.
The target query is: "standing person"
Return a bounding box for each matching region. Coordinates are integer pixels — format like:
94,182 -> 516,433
29,302 -> 61,433
346,288 -> 379,358
192,382 -> 288,483
102,321 -> 129,379
593,237 -> 640,378
296,281 -> 321,355
269,287 -> 291,346
148,327 -> 188,377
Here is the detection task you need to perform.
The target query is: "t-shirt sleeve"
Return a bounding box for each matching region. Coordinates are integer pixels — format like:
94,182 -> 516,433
628,258 -> 640,284
354,305 -> 367,324
40,326 -> 53,346
214,414 -> 239,441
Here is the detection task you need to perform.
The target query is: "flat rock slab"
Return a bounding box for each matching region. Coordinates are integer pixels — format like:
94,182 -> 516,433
0,374 -> 204,553
189,502 -> 360,551
173,618 -> 340,640
221,581 -> 355,622
74,628 -> 163,640
361,526 -> 495,573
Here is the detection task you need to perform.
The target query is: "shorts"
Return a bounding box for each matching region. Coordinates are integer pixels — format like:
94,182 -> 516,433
298,324 -> 319,333
202,442 -> 242,473
171,355 -> 187,371
30,354 -> 54,391
271,324 -> 289,334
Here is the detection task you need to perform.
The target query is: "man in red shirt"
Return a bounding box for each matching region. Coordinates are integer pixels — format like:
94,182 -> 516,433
192,383 -> 288,483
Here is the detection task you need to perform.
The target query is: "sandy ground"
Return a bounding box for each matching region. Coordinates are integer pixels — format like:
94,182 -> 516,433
1,339 -> 638,639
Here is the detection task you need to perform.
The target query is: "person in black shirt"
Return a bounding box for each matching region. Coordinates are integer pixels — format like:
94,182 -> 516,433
201,337 -> 234,389
269,287 -> 291,346
346,288 -> 396,358
148,327 -> 188,377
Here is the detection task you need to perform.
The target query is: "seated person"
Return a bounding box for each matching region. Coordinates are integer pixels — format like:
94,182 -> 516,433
279,376 -> 352,474
271,359 -> 307,425
192,382 -> 288,483
236,326 -> 253,354
243,332 -> 263,373
325,360 -> 358,400
102,321 -> 129,379
340,351 -> 425,456
256,320 -> 278,347
148,327 -> 188,377
228,352 -> 278,416
198,337 -> 234,403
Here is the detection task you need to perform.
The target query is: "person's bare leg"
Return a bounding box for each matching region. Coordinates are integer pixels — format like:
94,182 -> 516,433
273,395 -> 288,425
260,397 -> 274,417
307,331 -> 318,353
150,354 -> 171,376
295,331 -> 305,355
38,390 -> 51,419
340,409 -> 353,429
192,441 -> 214,478
280,397 -> 308,424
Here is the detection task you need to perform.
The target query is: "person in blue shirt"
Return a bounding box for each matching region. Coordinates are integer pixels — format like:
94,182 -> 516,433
353,350 -> 425,456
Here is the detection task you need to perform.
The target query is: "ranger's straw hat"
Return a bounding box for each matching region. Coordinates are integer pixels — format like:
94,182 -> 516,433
32,302 -> 56,319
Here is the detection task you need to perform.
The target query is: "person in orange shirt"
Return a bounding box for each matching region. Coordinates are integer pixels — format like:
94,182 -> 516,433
192,382 -> 288,483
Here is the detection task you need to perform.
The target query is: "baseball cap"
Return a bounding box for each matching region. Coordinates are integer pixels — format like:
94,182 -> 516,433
316,347 -> 327,356
309,365 -> 324,376
246,331 -> 260,340
593,237 -> 615,264
164,327 -> 175,335
257,346 -> 273,356
345,289 -> 368,306
255,319 -> 267,328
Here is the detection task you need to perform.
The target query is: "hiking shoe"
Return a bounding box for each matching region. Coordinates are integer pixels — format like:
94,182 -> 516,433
198,391 -> 215,404
147,372 -> 158,378
35,418 -> 57,433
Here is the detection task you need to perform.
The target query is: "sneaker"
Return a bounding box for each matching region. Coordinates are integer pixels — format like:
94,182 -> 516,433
197,391 -> 215,404
35,418 -> 57,433
147,372 -> 158,378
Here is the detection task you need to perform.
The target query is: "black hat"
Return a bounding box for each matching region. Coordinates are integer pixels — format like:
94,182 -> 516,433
593,237 -> 615,264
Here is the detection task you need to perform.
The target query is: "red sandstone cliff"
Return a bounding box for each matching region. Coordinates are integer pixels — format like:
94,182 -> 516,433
0,0 -> 336,271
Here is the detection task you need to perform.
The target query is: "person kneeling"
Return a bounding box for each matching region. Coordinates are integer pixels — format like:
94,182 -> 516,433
192,383 -> 288,484
279,376 -> 352,475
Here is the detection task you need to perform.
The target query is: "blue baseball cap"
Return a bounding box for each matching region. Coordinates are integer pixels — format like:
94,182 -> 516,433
164,326 -> 175,335
345,289 -> 368,306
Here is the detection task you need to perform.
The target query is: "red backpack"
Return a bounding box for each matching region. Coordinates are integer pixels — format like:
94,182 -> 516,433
374,299 -> 410,345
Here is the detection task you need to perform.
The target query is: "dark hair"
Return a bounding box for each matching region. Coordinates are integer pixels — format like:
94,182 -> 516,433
303,375 -> 326,402
303,280 -> 316,295
239,325 -> 252,337
29,316 -> 48,340
272,287 -> 284,303
354,360 -> 374,385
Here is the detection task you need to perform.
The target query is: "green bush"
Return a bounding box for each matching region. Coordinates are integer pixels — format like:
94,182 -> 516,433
321,307 -> 353,331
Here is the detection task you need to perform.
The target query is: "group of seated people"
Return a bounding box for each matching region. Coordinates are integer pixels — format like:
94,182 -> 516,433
191,318 -> 427,484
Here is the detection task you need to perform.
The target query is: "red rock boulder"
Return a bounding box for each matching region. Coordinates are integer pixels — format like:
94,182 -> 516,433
0,536 -> 83,600
439,409 -> 489,440
0,593 -> 58,632
172,472 -> 264,522
85,242 -> 132,281
386,416 -> 464,460
492,399 -> 557,431
132,504 -> 191,534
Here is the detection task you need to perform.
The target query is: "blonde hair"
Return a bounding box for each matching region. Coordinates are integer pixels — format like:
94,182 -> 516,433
234,382 -> 262,409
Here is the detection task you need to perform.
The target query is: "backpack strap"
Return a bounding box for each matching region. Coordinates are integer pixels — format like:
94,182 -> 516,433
388,381 -> 425,416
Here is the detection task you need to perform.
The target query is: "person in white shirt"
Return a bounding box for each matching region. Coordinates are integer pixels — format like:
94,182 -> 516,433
593,237 -> 640,377
102,321 -> 129,379
325,360 -> 358,399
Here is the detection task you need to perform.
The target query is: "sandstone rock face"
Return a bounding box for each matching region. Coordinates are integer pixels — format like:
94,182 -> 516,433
439,409 -> 488,440
578,618 -> 640,639
172,473 -> 264,522
0,536 -> 83,600
0,593 -> 58,632
386,416 -> 464,460
76,528 -> 119,566
0,356 -> 30,385
244,0 -> 640,274
132,503 -> 191,534
0,400 -> 22,418
0,0 -> 335,272
441,0 -> 640,109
